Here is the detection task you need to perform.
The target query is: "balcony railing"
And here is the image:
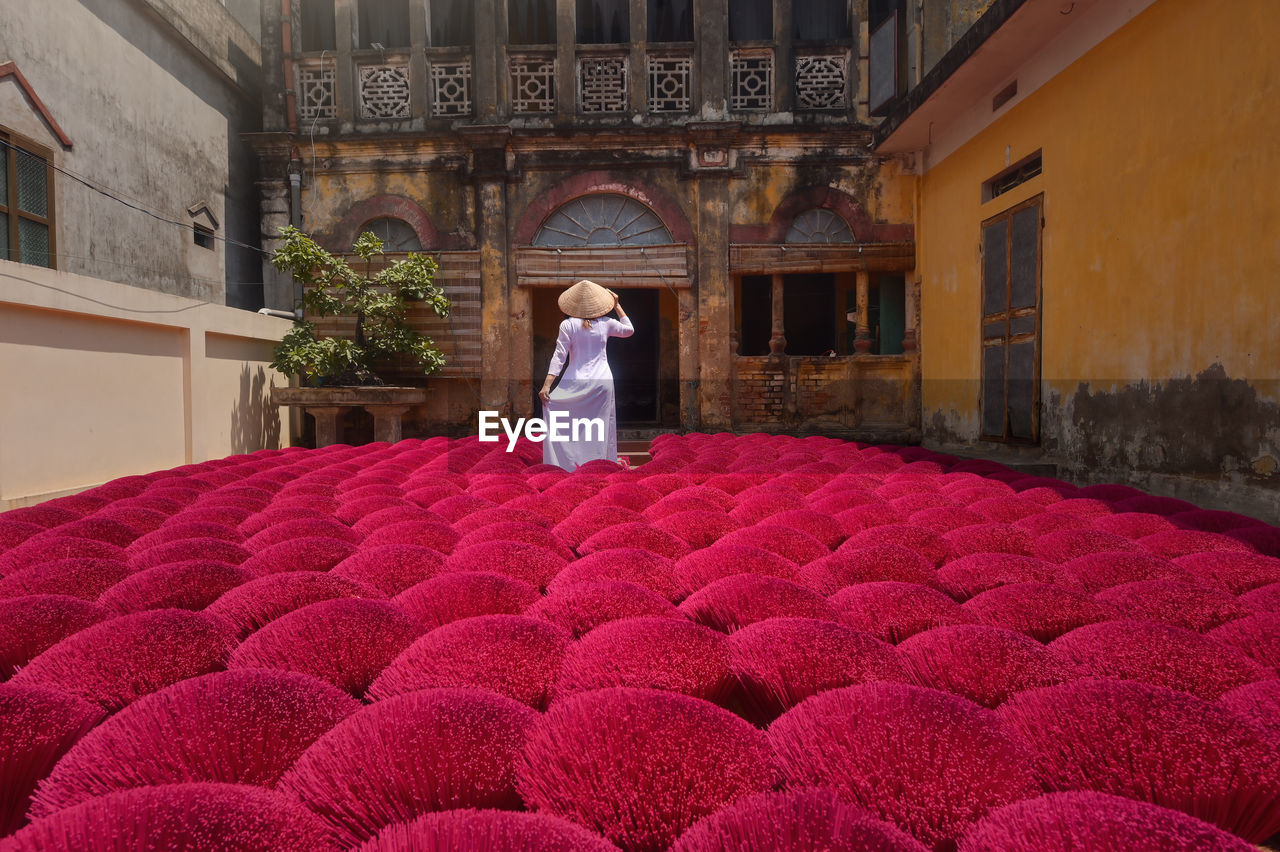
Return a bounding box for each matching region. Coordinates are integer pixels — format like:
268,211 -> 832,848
294,43 -> 856,123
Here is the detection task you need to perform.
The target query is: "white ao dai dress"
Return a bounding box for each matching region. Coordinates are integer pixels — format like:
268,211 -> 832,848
542,315 -> 634,470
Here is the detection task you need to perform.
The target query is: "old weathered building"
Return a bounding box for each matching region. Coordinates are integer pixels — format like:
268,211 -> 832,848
251,0 -> 927,441
252,0 -> 1277,521
878,0 -> 1279,521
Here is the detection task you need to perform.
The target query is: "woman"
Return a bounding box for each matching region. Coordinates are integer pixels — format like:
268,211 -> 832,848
538,279 -> 633,470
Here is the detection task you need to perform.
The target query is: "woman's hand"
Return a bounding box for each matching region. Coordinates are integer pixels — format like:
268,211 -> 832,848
539,386 -> 552,404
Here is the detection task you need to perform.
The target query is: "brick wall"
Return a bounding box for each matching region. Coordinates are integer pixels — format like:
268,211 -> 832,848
734,359 -> 788,423
796,359 -> 848,416
733,354 -> 916,432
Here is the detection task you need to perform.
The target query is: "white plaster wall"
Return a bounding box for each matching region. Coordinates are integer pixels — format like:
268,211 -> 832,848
0,259 -> 292,508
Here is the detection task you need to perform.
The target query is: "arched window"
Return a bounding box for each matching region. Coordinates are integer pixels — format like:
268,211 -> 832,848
533,194 -> 672,246
361,217 -> 423,252
785,208 -> 854,243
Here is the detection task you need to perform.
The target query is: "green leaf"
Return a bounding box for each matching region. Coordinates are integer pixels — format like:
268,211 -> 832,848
269,228 -> 451,384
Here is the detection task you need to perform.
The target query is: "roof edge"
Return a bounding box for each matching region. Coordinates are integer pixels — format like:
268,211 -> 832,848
872,0 -> 1029,150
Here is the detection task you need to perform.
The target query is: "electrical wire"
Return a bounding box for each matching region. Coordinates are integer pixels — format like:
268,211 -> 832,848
0,137 -> 268,256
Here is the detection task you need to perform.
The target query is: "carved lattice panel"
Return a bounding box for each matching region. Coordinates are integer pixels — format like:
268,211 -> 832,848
297,63 -> 336,121
578,56 -> 629,113
647,55 -> 692,113
510,56 -> 556,114
795,53 -> 849,110
730,48 -> 773,111
431,59 -> 473,117
359,62 -> 411,119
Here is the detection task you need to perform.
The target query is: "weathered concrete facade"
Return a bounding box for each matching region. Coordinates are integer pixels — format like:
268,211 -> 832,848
252,0 -> 922,441
878,0 -> 1280,522
0,0 -> 263,306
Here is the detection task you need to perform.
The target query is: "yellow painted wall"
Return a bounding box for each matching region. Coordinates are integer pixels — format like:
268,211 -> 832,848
918,0 -> 1280,502
0,261 -> 293,507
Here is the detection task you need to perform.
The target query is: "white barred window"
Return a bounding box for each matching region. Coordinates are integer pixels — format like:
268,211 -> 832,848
795,53 -> 849,110
647,55 -> 692,113
511,56 -> 556,113
730,48 -> 774,111
297,62 -> 337,121
578,56 -> 629,113
431,58 -> 473,117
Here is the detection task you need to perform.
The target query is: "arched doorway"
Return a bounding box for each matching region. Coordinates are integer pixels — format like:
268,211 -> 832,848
528,193 -> 681,426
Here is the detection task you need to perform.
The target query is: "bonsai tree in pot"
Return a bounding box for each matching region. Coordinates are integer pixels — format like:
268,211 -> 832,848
270,226 -> 451,386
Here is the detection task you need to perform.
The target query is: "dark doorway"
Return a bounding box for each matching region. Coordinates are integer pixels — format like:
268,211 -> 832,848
783,273 -> 836,355
609,288 -> 660,425
738,275 -> 771,355
532,287 -> 664,426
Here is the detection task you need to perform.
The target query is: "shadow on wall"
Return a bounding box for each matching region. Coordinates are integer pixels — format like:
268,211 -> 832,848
230,364 -> 282,453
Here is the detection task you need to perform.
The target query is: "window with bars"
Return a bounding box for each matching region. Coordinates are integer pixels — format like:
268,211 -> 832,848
981,195 -> 1042,443
0,130 -> 55,269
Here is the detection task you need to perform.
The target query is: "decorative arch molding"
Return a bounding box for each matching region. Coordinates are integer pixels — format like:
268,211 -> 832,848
514,171 -> 694,246
326,195 -> 445,252
764,186 -> 878,243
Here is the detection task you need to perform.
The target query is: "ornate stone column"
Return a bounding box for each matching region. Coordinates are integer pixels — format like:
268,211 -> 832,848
309,406 -> 350,447
854,270 -> 873,352
769,273 -> 786,355
369,405 -> 413,443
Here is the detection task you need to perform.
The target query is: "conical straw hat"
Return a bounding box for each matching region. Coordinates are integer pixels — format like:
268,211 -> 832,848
558,279 -> 615,319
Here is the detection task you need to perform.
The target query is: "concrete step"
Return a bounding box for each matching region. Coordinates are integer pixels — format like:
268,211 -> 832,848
618,438 -> 653,467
